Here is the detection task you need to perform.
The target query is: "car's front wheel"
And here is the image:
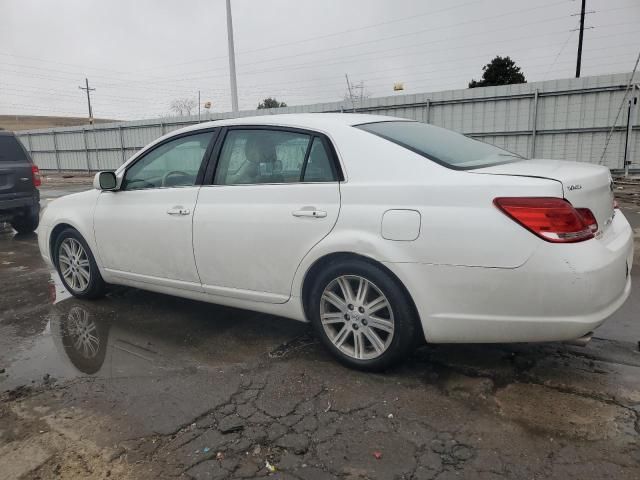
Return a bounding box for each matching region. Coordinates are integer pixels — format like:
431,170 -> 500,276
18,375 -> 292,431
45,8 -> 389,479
54,228 -> 106,299
308,258 -> 419,371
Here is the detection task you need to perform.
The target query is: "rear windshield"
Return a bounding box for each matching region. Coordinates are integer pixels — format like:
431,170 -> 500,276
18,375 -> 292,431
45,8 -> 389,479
355,121 -> 523,170
0,135 -> 29,162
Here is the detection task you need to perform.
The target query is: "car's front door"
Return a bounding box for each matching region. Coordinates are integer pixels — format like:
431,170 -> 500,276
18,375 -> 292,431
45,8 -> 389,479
193,127 -> 342,303
94,130 -> 216,289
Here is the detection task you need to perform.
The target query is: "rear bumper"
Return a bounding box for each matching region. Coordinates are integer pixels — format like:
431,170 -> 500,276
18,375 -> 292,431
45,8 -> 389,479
0,192 -> 39,211
388,211 -> 634,343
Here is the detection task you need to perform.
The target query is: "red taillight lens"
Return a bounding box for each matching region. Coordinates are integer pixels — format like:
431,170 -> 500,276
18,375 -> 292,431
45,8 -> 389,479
494,197 -> 594,243
31,165 -> 41,187
575,208 -> 598,233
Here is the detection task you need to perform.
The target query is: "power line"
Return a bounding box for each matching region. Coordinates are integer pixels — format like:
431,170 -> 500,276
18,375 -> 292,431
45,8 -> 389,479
599,50 -> 640,164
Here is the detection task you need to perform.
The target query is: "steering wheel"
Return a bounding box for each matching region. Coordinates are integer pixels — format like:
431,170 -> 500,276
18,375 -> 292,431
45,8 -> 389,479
162,170 -> 191,187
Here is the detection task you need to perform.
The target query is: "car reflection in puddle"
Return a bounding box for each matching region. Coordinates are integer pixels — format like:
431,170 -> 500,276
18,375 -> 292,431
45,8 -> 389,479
2,271 -> 179,390
1,269 -> 310,391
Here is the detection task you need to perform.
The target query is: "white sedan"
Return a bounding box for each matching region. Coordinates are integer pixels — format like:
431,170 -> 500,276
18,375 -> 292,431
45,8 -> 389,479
38,113 -> 634,370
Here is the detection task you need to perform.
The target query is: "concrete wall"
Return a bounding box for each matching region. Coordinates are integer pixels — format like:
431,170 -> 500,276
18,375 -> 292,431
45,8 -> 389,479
16,72 -> 639,172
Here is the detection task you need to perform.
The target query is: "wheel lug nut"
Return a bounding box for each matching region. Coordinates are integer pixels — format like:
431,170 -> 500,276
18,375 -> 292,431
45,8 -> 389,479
358,306 -> 365,313
348,304 -> 354,310
353,324 -> 359,330
362,319 -> 368,326
344,313 -> 350,320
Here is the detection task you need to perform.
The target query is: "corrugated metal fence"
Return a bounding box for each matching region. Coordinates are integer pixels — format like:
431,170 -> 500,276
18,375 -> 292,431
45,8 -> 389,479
16,72 -> 639,172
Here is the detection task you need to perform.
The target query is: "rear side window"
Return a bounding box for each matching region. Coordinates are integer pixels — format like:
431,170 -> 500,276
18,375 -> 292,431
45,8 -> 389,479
214,129 -> 338,185
355,121 -> 523,170
0,136 -> 28,162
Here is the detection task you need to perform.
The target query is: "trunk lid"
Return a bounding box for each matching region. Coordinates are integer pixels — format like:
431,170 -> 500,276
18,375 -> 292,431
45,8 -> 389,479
472,159 -> 615,235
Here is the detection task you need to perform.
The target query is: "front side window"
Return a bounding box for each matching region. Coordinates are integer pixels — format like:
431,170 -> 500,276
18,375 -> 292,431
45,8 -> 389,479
356,121 -> 523,170
123,131 -> 214,190
214,129 -> 337,185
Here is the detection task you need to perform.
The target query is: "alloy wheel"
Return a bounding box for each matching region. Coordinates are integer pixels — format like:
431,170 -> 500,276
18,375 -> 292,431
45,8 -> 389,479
58,238 -> 91,293
320,275 -> 395,360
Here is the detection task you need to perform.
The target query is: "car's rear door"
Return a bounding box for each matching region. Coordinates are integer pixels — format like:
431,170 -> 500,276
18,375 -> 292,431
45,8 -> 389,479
193,126 -> 342,303
93,129 -> 217,290
0,133 -> 34,199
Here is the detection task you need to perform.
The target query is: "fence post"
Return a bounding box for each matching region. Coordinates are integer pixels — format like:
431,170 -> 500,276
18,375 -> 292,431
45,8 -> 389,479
26,133 -> 32,153
425,99 -> 430,124
530,89 -> 539,159
93,126 -> 100,171
52,131 -> 61,172
82,128 -> 90,172
160,121 -> 166,135
119,125 -> 126,165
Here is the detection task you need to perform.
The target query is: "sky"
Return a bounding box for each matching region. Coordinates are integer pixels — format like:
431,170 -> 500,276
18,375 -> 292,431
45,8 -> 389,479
1,0 -> 639,120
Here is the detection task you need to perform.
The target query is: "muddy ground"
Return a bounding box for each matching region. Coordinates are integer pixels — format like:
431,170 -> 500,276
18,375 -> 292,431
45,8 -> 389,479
0,177 -> 639,479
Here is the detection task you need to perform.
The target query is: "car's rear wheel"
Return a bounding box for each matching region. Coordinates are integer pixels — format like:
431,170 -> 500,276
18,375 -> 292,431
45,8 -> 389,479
54,228 -> 106,299
308,258 -> 419,371
11,209 -> 39,234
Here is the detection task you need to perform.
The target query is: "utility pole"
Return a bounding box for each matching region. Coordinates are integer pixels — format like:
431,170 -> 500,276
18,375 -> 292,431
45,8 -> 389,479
226,0 -> 239,113
78,78 -> 95,124
198,90 -> 201,122
575,0 -> 586,78
623,85 -> 638,178
345,74 -> 356,112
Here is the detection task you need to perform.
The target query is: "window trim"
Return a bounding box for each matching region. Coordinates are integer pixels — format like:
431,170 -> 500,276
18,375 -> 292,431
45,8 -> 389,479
354,120 -> 521,171
202,125 -> 344,186
121,128 -> 220,191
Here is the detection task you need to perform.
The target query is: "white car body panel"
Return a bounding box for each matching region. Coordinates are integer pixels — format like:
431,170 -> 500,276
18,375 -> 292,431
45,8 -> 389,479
38,113 -> 634,344
94,187 -> 201,288
193,182 -> 340,303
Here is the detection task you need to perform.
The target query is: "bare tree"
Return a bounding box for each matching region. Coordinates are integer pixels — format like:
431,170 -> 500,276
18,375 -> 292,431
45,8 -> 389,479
169,98 -> 197,116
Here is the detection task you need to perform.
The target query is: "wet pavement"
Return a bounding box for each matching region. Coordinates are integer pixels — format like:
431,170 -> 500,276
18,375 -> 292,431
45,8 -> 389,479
0,184 -> 639,479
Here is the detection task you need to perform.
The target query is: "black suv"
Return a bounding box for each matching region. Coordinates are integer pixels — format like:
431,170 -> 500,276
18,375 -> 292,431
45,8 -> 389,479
0,131 -> 41,233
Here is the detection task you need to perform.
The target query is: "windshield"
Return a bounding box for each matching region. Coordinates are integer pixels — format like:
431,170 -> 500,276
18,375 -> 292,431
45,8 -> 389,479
355,121 -> 523,170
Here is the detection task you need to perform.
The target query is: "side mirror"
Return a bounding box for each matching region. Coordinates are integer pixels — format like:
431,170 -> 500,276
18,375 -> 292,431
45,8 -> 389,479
93,171 -> 118,191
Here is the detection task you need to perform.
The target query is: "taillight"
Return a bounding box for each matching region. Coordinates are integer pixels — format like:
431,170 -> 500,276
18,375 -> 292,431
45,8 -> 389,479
494,197 -> 594,243
31,165 -> 41,187
575,208 -> 598,233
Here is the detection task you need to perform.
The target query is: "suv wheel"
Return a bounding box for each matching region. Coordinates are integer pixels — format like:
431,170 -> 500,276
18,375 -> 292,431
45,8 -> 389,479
308,258 -> 419,371
54,228 -> 106,299
11,209 -> 39,234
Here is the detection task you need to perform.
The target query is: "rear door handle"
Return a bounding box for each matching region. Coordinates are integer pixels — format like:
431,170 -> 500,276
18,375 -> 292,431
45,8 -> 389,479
167,206 -> 190,216
292,209 -> 327,218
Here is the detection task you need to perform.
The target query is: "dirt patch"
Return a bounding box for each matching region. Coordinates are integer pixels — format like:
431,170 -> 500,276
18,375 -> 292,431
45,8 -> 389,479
495,383 -> 637,442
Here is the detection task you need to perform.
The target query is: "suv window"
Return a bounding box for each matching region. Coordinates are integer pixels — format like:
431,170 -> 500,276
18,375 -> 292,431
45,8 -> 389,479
123,131 -> 214,190
214,129 -> 338,185
0,135 -> 28,162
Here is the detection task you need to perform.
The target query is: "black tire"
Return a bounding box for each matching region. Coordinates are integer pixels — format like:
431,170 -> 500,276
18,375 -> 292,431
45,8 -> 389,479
11,209 -> 39,234
53,228 -> 107,299
308,258 -> 419,371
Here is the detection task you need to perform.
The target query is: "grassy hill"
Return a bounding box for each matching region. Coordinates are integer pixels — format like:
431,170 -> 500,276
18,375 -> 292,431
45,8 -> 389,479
0,115 -> 117,132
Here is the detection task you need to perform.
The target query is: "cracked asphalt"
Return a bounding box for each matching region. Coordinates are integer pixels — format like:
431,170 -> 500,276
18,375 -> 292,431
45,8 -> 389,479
0,179 -> 639,479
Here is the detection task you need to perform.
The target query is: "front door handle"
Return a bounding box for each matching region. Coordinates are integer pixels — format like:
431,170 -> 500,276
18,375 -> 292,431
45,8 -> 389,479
167,206 -> 190,216
292,208 -> 327,218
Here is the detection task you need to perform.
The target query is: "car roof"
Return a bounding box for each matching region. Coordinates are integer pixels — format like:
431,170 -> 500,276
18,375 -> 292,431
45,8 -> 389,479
171,113 -> 412,136
0,131 -> 16,137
